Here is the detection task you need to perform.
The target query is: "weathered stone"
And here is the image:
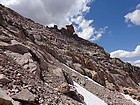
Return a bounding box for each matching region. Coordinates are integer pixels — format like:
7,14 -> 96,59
54,25 -> 58,30
73,63 -> 84,75
0,88 -> 13,105
58,82 -> 70,94
0,36 -> 11,43
0,74 -> 11,84
66,24 -> 75,34
16,53 -> 31,66
12,101 -> 21,105
0,88 -> 20,105
6,44 -> 29,54
63,71 -> 74,85
12,89 -> 36,102
0,4 -> 140,105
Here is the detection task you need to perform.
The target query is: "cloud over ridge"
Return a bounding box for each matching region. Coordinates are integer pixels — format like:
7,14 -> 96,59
110,45 -> 140,59
0,0 -> 107,41
128,60 -> 140,67
110,45 -> 140,67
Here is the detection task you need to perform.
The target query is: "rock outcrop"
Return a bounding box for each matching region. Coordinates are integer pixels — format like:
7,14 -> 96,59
0,88 -> 20,105
66,24 -> 75,34
0,4 -> 140,105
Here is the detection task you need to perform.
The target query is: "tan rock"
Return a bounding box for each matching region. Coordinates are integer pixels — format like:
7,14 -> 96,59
0,74 -> 11,84
0,88 -> 13,105
0,88 -> 20,105
12,89 -> 36,102
73,63 -> 84,75
0,36 -> 11,43
52,67 -> 64,77
66,24 -> 75,34
58,82 -> 70,94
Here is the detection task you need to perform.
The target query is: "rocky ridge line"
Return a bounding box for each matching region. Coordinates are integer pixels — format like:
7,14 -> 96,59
0,4 -> 140,105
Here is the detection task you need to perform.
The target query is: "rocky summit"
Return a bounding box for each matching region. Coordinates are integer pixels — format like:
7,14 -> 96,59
0,4 -> 140,105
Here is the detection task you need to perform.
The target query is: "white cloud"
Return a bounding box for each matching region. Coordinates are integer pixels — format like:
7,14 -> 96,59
127,60 -> 140,67
89,26 -> 108,41
124,4 -> 140,26
133,60 -> 140,67
0,0 -> 17,6
110,45 -> 140,67
110,45 -> 140,59
136,4 -> 140,9
72,16 -> 94,39
72,16 -> 108,41
0,0 -> 107,41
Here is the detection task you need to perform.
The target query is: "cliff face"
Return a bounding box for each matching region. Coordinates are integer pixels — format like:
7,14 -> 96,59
0,4 -> 140,105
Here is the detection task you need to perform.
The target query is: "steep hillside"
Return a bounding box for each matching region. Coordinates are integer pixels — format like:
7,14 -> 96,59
0,4 -> 140,105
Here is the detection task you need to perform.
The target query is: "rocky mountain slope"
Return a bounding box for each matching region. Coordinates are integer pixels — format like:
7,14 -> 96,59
0,4 -> 140,105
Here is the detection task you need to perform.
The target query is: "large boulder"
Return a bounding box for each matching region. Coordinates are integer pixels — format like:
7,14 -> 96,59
66,24 -> 75,34
0,35 -> 11,43
12,89 -> 36,103
0,89 -> 13,105
0,74 -> 11,84
0,88 -> 20,105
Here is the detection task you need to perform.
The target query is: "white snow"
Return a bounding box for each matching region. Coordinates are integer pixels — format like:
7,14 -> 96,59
74,81 -> 107,105
84,75 -> 103,87
122,93 -> 140,105
63,64 -> 103,87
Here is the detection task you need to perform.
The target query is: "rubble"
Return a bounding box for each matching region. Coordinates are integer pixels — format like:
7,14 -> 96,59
0,4 -> 139,105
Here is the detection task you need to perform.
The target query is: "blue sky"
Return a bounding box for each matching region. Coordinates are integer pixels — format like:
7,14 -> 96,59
86,0 -> 140,66
88,0 -> 140,52
0,0 -> 140,66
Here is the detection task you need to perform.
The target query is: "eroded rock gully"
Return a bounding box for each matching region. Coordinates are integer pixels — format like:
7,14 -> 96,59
0,4 -> 140,105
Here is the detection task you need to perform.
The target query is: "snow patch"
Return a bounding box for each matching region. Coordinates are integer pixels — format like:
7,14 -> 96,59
63,64 -> 103,87
84,75 -> 103,87
122,93 -> 140,105
74,81 -> 107,105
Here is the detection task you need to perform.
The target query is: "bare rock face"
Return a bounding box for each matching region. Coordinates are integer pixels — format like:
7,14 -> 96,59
0,74 -> 11,84
66,24 -> 75,34
12,89 -> 36,103
0,88 -> 20,105
0,4 -> 140,105
0,88 -> 13,105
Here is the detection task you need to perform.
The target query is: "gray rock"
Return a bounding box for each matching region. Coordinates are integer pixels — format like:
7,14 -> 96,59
12,89 -> 36,102
0,36 -> 11,43
12,101 -> 21,105
0,4 -> 140,104
0,74 -> 11,84
0,88 -> 13,105
52,67 -> 64,77
58,82 -> 70,94
0,88 -> 20,105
